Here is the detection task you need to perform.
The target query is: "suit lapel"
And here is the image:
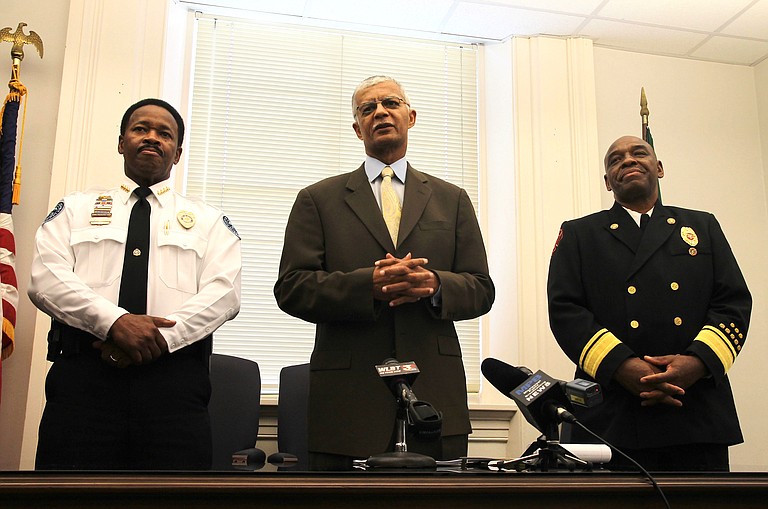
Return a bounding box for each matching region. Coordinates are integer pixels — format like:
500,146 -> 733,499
344,164 -> 395,251
606,202 -> 643,254
627,203 -> 676,278
398,164 -> 431,248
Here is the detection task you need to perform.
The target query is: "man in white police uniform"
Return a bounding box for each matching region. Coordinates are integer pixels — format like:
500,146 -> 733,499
29,98 -> 241,470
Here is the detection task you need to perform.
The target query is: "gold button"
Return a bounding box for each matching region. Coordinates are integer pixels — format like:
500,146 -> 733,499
725,328 -> 731,334
735,339 -> 740,345
670,282 -> 679,291
630,320 -> 639,329
627,286 -> 637,295
719,323 -> 726,329
737,345 -> 742,351
730,334 -> 735,339
739,333 -> 743,339
689,247 -> 697,256
132,248 -> 141,257
610,223 -> 619,230
730,323 -> 735,327
667,218 -> 676,224
674,317 -> 682,326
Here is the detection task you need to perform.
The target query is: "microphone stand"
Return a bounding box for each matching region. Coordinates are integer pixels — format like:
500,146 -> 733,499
365,394 -> 436,469
500,420 -> 591,472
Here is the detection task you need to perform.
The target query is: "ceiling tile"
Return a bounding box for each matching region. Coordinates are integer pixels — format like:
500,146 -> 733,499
690,35 -> 768,65
303,0 -> 455,32
596,0 -> 753,32
183,0 -> 307,16
442,3 -> 585,40
467,0 -> 604,16
581,19 -> 709,56
720,0 -> 768,39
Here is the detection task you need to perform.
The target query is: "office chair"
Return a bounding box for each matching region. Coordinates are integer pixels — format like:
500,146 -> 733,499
209,353 -> 261,470
277,363 -> 310,470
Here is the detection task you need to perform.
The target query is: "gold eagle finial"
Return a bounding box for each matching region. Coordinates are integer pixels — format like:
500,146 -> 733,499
1,22 -> 44,62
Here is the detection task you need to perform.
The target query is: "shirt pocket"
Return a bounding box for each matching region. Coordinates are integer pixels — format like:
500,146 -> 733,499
157,231 -> 206,294
70,227 -> 125,288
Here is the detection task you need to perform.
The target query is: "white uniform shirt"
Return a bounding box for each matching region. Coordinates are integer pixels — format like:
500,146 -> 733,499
28,178 -> 242,352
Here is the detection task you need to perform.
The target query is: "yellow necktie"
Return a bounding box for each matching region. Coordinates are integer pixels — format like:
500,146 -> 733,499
381,166 -> 401,245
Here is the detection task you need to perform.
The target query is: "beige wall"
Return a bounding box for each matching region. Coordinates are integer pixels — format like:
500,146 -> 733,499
0,1 -> 69,470
593,47 -> 768,471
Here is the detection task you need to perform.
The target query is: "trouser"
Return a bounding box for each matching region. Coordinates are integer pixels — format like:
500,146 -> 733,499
36,324 -> 212,470
608,443 -> 730,472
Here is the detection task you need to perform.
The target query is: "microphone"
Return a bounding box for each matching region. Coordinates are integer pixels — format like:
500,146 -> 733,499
480,357 -> 532,395
376,358 -> 420,403
480,358 -> 603,409
231,447 -> 266,470
481,358 -> 590,436
267,452 -> 299,467
375,358 -> 442,440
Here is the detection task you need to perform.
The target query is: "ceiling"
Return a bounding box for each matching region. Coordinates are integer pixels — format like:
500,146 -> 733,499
180,0 -> 768,66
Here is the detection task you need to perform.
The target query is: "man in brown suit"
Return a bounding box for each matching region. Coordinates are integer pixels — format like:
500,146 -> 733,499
274,76 -> 494,470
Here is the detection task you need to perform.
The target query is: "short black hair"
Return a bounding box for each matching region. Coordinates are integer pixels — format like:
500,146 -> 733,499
120,98 -> 185,145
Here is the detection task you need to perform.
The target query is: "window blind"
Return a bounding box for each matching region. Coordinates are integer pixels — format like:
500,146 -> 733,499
186,14 -> 481,392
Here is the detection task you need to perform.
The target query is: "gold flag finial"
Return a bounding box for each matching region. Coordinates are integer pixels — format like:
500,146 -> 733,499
0,22 -> 41,206
640,87 -> 651,145
1,22 -> 44,64
640,87 -> 649,118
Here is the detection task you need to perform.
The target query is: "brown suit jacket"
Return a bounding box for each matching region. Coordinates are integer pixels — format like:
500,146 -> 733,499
274,163 -> 494,458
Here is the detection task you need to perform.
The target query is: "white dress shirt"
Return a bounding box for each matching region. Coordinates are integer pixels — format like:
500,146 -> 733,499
28,177 -> 242,352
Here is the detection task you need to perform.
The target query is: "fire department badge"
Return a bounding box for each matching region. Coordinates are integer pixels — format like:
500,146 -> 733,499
680,226 -> 698,247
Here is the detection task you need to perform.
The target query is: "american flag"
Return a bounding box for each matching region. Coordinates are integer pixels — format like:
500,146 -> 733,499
0,79 -> 23,393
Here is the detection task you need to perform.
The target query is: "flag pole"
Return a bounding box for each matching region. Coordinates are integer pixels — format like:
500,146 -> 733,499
640,87 -> 649,142
0,22 -> 43,371
640,87 -> 654,149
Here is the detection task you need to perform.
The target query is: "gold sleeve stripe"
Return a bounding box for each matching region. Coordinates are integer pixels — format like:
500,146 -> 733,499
694,325 -> 737,373
579,329 -> 622,379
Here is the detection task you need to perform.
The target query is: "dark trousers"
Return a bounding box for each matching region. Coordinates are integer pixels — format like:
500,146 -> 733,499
36,333 -> 212,470
608,443 -> 730,472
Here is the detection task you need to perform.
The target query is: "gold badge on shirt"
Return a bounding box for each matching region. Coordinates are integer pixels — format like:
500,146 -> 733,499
681,226 -> 699,256
177,210 -> 196,229
680,226 -> 698,247
90,195 -> 113,226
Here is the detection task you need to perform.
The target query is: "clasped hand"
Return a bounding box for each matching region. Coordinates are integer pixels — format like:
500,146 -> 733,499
616,354 -> 707,407
373,252 -> 439,307
93,314 -> 175,367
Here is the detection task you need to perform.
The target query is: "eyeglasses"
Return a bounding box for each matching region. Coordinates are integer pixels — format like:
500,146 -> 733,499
355,96 -> 409,117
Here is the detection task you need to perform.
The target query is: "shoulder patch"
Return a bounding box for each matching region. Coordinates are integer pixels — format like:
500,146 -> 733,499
223,216 -> 240,239
44,201 -> 65,224
552,228 -> 564,254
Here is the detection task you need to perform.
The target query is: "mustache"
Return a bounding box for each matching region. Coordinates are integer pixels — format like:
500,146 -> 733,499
138,144 -> 163,156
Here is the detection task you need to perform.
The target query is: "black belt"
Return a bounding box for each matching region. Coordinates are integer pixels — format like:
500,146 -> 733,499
46,319 -> 212,363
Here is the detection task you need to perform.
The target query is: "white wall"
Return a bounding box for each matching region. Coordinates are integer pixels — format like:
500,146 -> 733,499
593,47 -> 768,471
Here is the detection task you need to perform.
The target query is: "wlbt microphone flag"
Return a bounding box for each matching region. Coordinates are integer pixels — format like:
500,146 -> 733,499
375,358 -> 442,440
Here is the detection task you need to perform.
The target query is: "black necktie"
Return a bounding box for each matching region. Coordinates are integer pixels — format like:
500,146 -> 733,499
118,187 -> 151,314
640,213 -> 650,232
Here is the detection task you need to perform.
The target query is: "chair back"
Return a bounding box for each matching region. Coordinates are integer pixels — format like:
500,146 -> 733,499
209,353 -> 261,470
277,363 -> 310,470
